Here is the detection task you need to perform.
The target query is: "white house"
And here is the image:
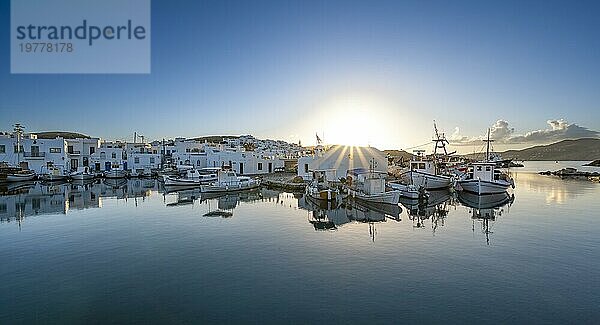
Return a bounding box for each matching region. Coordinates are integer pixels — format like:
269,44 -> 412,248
298,145 -> 388,181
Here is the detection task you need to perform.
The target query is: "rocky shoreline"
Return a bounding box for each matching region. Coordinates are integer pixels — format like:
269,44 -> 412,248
539,167 -> 600,182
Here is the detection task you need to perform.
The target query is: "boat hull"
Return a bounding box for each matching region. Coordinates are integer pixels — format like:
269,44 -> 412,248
458,179 -> 511,195
201,180 -> 260,193
400,170 -> 451,189
5,172 -> 36,182
104,170 -> 127,179
71,173 -> 94,180
164,176 -> 202,187
348,189 -> 400,205
388,182 -> 419,199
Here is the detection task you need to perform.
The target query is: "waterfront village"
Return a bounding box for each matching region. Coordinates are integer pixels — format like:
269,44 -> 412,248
1,123 -> 521,224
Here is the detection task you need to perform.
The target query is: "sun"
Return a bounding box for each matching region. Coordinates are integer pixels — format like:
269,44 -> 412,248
319,97 -> 382,147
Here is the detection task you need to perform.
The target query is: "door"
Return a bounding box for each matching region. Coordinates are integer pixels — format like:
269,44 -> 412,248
71,159 -> 78,171
268,162 -> 272,173
105,161 -> 111,171
123,162 -> 128,171
83,157 -> 89,167
95,163 -> 101,171
240,163 -> 244,175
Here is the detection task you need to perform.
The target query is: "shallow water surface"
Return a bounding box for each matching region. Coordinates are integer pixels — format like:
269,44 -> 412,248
1,162 -> 599,324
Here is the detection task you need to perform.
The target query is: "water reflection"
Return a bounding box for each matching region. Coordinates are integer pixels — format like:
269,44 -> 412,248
399,189 -> 453,231
0,179 -> 159,223
458,191 -> 514,245
1,178 -> 520,244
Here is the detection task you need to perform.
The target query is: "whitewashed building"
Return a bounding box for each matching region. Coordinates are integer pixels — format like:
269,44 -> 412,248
298,145 -> 388,181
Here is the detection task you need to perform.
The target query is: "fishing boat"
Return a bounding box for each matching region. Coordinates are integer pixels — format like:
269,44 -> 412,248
400,124 -> 454,189
201,169 -> 260,193
387,181 -> 420,199
5,169 -> 36,182
400,157 -> 452,190
305,170 -> 338,202
345,167 -> 400,205
70,166 -> 95,180
457,130 -> 515,195
104,168 -> 128,179
164,168 -> 217,186
40,166 -> 70,182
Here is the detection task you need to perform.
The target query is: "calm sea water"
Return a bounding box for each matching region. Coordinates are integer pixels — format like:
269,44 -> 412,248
1,161 -> 599,324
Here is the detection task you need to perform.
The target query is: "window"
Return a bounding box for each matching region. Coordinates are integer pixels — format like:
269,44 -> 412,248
90,147 -> 95,155
0,145 -> 4,153
150,157 -> 155,164
100,152 -> 106,159
304,164 -> 309,173
486,166 -> 491,171
112,152 -> 116,159
258,162 -> 263,171
67,146 -> 74,154
14,145 -> 23,153
418,163 -> 426,169
477,166 -> 482,171
49,148 -> 61,153
134,157 -> 140,164
196,160 -> 201,166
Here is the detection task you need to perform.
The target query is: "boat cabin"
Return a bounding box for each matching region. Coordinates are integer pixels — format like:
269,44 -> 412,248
410,160 -> 437,175
469,162 -> 498,182
346,168 -> 386,195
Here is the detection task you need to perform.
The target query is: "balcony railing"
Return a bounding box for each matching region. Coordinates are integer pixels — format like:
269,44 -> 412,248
68,150 -> 81,155
23,152 -> 46,159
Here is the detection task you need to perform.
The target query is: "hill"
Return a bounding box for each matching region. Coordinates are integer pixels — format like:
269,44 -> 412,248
465,138 -> 600,161
191,135 -> 239,143
35,131 -> 91,139
384,149 -> 414,160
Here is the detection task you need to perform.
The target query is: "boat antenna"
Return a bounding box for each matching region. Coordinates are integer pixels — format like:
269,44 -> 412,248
483,128 -> 494,162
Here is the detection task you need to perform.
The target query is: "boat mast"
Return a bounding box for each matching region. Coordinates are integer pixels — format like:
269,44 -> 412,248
483,128 -> 493,162
14,123 -> 24,166
432,121 -> 449,157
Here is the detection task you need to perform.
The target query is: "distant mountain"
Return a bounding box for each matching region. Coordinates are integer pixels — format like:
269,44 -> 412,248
35,131 -> 91,139
465,138 -> 600,161
384,149 -> 414,160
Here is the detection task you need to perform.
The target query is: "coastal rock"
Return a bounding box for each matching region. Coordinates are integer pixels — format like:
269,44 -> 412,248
583,159 -> 600,167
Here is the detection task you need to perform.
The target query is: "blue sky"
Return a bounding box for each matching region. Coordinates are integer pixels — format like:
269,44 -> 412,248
1,0 -> 599,151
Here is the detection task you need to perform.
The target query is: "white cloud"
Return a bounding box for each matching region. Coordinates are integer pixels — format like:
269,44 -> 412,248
450,119 -> 599,145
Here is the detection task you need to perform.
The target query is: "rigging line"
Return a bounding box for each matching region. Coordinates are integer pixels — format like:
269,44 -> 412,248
402,142 -> 432,151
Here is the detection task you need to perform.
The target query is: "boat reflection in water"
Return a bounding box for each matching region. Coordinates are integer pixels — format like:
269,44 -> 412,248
298,194 -> 402,241
458,191 -> 515,245
0,179 -> 159,223
163,184 -> 264,218
399,189 -> 453,231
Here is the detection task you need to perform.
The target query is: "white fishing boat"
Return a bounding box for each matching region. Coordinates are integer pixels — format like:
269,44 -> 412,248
458,130 -> 515,195
5,169 -> 36,182
164,168 -> 217,186
70,167 -> 95,180
399,123 -> 455,189
105,170 -> 128,178
40,166 -> 70,182
201,169 -> 260,193
345,167 -> 400,205
388,182 -> 419,199
400,158 -> 452,190
305,170 -> 338,202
